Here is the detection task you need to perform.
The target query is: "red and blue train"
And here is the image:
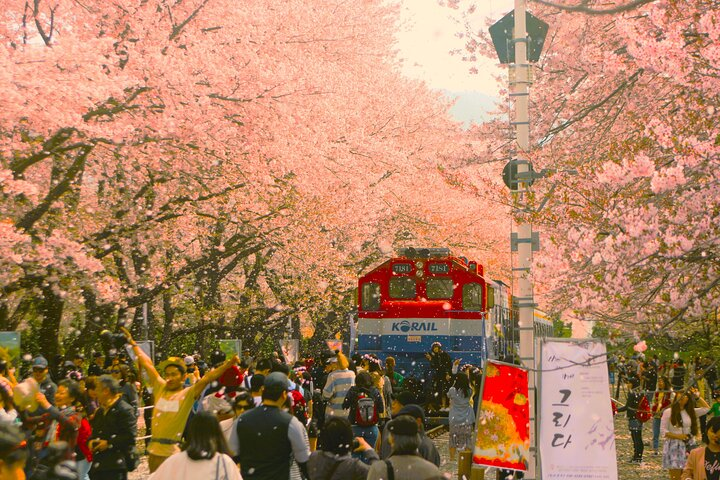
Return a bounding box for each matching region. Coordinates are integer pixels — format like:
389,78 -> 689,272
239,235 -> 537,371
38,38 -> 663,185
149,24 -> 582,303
355,247 -> 552,375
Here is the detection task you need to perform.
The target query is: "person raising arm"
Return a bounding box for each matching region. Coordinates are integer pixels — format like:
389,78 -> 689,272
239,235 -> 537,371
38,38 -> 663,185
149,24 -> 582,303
121,327 -> 240,473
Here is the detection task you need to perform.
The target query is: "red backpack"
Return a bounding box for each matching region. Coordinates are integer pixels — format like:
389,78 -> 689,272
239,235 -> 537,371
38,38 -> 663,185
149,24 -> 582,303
635,395 -> 652,423
290,389 -> 308,425
354,390 -> 378,427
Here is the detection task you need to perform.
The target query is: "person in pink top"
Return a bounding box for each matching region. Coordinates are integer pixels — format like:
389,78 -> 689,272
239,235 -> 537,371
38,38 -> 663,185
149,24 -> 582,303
682,416 -> 720,480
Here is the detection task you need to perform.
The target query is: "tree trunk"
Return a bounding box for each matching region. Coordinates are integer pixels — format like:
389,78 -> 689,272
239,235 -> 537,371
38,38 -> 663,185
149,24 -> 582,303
39,285 -> 64,370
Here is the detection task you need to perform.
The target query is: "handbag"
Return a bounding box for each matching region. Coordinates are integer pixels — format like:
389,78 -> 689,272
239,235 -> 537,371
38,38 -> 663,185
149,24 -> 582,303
635,395 -> 652,423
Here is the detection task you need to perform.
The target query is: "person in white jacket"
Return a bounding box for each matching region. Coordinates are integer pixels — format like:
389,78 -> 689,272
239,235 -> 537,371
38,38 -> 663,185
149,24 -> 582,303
150,411 -> 242,480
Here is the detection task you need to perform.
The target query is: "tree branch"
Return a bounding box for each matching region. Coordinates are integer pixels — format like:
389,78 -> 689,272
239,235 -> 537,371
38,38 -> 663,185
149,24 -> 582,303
531,0 -> 655,15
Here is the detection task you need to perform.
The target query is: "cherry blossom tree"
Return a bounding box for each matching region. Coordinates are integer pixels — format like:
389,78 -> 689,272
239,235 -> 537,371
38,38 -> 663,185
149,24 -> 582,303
1,0 -> 509,358
449,0 -> 720,337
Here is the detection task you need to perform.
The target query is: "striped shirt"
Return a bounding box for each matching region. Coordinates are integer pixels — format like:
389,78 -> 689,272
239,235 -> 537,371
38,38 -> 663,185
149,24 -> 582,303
322,369 -> 355,418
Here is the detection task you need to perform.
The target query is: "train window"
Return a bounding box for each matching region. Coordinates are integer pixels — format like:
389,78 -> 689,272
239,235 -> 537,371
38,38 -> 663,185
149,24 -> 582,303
426,277 -> 454,299
389,277 -> 416,299
463,283 -> 483,311
361,282 -> 381,311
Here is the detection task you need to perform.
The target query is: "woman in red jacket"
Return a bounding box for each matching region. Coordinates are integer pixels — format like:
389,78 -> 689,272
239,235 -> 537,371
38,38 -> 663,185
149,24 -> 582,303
53,379 -> 93,480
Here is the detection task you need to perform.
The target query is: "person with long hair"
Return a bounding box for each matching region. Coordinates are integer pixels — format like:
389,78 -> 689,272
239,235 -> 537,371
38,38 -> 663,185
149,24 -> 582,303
661,388 -> 710,480
342,370 -> 384,449
150,411 -> 241,480
54,379 -> 93,480
448,373 -> 475,462
652,376 -> 673,455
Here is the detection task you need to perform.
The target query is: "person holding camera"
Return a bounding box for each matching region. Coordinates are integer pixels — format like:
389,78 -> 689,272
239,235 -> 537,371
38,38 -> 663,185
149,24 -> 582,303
366,415 -> 443,480
121,327 -> 241,473
87,375 -> 137,480
307,416 -> 378,480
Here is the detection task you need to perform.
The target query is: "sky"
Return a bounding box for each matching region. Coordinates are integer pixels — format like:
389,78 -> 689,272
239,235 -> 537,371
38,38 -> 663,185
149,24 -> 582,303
394,1 -> 593,338
395,0 -> 514,123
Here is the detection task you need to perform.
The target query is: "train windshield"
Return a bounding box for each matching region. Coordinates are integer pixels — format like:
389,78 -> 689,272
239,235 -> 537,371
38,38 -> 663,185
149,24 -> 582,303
426,277 -> 454,299
361,282 -> 381,311
389,277 -> 416,299
463,283 -> 483,310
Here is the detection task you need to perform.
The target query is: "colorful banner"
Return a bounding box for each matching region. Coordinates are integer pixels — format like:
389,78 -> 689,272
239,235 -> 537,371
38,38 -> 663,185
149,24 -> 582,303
0,332 -> 21,366
539,340 -> 617,480
473,360 -> 530,471
279,339 -> 299,364
218,339 -> 242,358
325,339 -> 343,354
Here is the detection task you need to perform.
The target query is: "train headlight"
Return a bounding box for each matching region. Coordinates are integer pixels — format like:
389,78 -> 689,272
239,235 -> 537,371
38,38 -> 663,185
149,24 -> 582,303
415,261 -> 424,269
416,270 -> 424,278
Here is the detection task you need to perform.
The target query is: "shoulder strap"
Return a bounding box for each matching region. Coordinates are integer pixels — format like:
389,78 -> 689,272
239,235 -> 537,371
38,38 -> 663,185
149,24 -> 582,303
384,459 -> 395,480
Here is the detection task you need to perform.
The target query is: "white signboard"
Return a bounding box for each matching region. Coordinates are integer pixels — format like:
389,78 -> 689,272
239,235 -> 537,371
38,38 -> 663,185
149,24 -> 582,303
279,339 -> 299,364
540,340 -> 617,480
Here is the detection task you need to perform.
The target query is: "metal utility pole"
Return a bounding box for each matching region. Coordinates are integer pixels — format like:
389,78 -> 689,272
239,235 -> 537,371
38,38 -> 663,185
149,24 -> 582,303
491,2 -> 548,478
512,1 -> 537,478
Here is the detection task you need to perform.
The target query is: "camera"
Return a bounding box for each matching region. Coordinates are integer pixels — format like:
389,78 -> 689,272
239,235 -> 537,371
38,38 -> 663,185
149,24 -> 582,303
100,319 -> 130,350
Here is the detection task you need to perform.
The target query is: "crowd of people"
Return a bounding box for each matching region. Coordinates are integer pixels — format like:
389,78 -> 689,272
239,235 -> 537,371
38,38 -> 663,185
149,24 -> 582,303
0,333 -> 487,480
6,326 -> 719,480
611,352 -> 720,480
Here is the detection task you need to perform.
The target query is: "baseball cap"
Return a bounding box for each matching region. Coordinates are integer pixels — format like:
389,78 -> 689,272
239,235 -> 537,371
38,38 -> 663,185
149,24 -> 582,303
32,356 -> 48,369
184,356 -> 195,366
388,415 -> 419,436
264,371 -> 289,391
397,404 -> 425,422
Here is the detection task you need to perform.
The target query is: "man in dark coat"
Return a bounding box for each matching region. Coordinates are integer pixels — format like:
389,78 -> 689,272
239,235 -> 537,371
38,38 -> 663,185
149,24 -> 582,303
425,342 -> 452,410
88,375 -> 137,480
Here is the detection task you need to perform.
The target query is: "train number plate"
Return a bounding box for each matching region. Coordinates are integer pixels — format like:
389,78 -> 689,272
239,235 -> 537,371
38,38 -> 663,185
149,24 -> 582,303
407,335 -> 421,342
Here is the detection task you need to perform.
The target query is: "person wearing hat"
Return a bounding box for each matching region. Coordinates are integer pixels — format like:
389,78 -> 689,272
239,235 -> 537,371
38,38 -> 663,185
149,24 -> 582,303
31,356 -> 57,405
182,356 -> 199,387
379,403 -> 440,466
367,415 -> 443,480
121,328 -> 241,473
87,352 -> 105,377
235,371 -> 311,480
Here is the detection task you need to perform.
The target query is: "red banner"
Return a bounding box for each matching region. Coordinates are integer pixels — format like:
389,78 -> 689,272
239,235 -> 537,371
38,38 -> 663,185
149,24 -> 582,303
472,360 -> 530,471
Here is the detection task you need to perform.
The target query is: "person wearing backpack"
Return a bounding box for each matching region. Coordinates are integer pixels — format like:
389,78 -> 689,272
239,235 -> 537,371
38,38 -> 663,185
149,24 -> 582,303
367,415 -> 443,480
617,373 -> 646,463
307,417 -> 379,480
342,371 -> 384,449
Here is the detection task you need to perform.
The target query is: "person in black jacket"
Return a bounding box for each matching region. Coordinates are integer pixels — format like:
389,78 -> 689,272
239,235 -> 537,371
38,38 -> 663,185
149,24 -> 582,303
425,342 -> 452,410
88,375 -> 137,480
617,373 -> 644,463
